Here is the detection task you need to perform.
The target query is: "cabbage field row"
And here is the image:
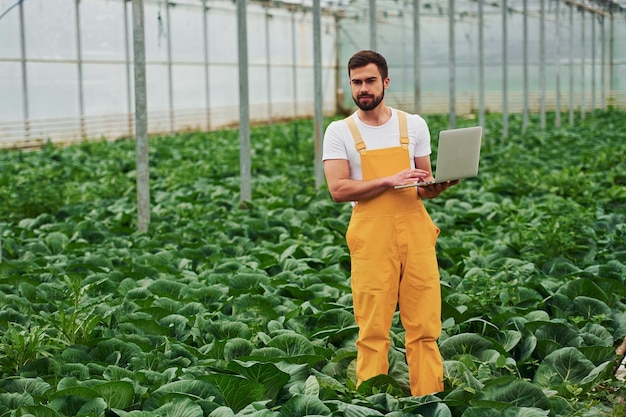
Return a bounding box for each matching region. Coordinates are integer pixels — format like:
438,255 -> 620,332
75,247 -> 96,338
0,110 -> 625,417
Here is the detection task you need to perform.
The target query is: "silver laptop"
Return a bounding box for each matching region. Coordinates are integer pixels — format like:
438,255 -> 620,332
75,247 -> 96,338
394,126 -> 483,189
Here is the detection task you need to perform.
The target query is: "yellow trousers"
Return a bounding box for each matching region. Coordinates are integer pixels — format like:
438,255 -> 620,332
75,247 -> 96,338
347,196 -> 443,396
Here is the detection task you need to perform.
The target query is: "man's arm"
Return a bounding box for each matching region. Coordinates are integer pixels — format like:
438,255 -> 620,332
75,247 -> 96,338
414,154 -> 458,199
324,159 -> 430,203
414,155 -> 434,179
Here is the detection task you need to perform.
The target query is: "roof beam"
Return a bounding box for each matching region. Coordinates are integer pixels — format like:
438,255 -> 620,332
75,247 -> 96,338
560,0 -> 617,17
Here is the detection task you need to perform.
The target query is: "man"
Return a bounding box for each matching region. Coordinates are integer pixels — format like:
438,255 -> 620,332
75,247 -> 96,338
322,50 -> 456,396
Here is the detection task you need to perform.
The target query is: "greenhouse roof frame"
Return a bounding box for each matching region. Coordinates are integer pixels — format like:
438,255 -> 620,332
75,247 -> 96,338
564,0 -> 624,16
324,0 -> 626,19
136,0 -> 625,19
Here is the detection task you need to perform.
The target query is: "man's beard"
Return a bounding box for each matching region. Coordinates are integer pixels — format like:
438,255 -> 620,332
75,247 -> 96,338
353,91 -> 384,111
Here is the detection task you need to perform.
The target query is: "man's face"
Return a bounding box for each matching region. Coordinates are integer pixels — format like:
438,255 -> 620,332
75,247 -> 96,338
349,63 -> 389,111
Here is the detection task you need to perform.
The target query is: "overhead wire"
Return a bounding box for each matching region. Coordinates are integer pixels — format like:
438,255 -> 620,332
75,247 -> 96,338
0,0 -> 25,22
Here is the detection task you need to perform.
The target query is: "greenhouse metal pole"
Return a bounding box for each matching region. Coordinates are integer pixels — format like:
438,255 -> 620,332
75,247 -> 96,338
19,0 -> 29,139
401,12 -> 406,95
202,0 -> 211,130
237,0 -> 252,203
478,0 -> 485,128
291,10 -> 298,117
124,1 -> 133,136
313,0 -> 324,189
369,0 -> 377,51
591,14 -> 596,111
569,4 -> 574,125
600,16 -> 605,109
448,0 -> 455,129
265,8 -> 273,123
165,2 -> 174,132
502,0 -> 508,139
522,0 -> 528,132
539,0 -> 546,130
580,9 -> 586,120
132,0 -> 150,233
413,0 -> 421,114
609,16 -> 614,104
75,0 -> 86,139
609,16 -> 614,103
555,0 -> 561,128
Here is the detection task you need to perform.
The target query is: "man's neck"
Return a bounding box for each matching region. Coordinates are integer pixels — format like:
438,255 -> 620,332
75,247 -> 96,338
357,104 -> 392,127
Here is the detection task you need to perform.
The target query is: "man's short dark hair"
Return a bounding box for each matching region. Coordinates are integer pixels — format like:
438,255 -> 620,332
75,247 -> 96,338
348,50 -> 388,80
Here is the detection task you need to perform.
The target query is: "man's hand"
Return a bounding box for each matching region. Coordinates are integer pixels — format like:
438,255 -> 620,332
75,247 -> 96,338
419,180 -> 460,199
390,168 -> 431,187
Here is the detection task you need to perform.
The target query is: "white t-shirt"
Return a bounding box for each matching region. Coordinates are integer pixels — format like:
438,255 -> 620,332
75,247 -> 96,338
322,108 -> 432,181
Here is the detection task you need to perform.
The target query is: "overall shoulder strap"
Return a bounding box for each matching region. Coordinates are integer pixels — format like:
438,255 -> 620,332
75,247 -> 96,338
344,115 -> 366,154
397,110 -> 409,149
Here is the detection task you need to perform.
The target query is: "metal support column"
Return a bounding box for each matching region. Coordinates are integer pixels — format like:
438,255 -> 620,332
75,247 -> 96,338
600,16 -> 605,109
591,13 -> 596,111
237,0 -> 251,203
132,0 -> 150,232
165,2 -> 174,132
292,10 -> 298,117
75,0 -> 86,139
124,0 -> 133,136
478,0 -> 485,128
413,0 -> 421,114
539,0 -> 546,129
580,9 -> 586,119
265,8 -> 273,123
502,0 -> 508,138
19,0 -> 29,140
448,0 -> 455,129
555,0 -> 561,127
313,0 -> 324,189
609,15 -> 614,103
369,0 -> 377,51
569,4 -> 574,125
202,0 -> 211,130
522,0 -> 528,132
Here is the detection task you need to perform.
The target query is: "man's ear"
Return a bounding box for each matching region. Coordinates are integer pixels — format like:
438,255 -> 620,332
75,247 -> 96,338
383,77 -> 390,89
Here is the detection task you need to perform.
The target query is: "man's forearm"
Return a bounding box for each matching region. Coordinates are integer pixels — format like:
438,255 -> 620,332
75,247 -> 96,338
329,177 -> 392,203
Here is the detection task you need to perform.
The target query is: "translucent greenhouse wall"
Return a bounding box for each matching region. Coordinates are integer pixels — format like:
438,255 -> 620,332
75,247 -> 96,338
337,0 -> 626,120
1,0 -> 625,149
0,0 -> 337,148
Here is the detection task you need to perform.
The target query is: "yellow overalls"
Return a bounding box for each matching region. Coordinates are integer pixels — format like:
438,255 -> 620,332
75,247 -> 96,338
344,111 -> 444,396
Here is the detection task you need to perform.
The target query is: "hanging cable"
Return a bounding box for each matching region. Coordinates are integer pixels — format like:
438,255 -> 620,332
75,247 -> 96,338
0,0 -> 26,22
157,0 -> 165,47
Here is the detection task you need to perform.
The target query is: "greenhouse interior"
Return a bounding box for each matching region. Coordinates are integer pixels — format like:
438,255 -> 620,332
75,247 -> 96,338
1,1 -> 626,417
